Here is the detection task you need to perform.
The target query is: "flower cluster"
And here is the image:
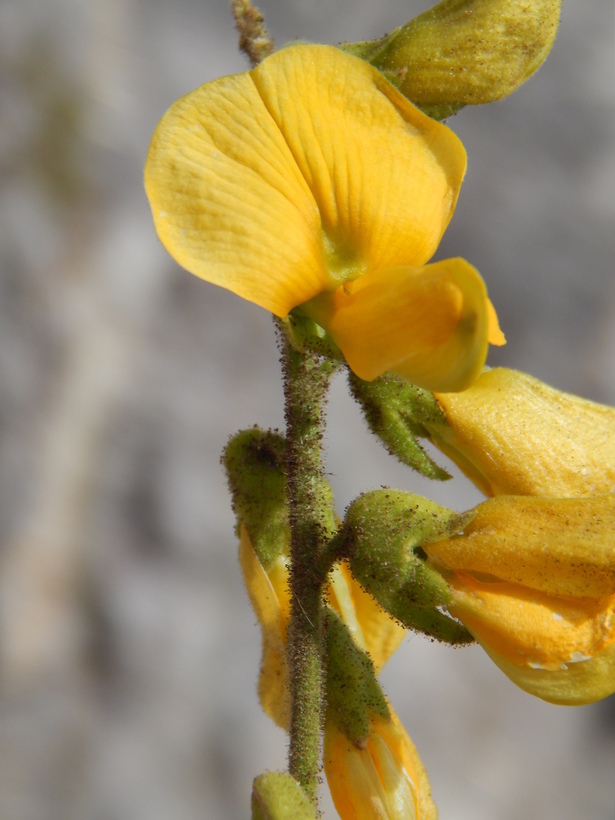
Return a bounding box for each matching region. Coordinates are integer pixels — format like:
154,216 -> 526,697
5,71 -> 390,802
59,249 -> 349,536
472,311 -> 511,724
145,3 -> 608,814
422,368 -> 615,705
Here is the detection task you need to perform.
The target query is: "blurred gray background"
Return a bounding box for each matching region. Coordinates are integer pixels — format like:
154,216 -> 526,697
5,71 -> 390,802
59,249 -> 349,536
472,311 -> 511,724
0,1 -> 613,818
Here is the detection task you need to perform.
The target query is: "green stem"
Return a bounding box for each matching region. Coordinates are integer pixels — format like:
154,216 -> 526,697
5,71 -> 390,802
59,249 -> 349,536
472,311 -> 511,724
280,326 -> 337,806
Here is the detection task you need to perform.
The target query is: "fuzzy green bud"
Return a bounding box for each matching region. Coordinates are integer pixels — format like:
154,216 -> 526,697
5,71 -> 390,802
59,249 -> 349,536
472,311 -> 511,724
343,490 -> 474,643
342,0 -> 561,119
222,428 -> 289,568
251,771 -> 318,820
348,371 -> 450,480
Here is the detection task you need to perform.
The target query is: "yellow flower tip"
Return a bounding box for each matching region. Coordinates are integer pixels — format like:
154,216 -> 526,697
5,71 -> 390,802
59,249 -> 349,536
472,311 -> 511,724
487,298 -> 506,346
447,574 -> 615,705
238,526 -> 291,729
145,43 -> 494,388
324,709 -> 437,820
426,494 -> 615,600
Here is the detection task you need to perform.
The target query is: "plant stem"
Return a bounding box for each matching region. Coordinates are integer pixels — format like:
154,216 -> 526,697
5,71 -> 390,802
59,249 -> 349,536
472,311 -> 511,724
280,327 -> 337,806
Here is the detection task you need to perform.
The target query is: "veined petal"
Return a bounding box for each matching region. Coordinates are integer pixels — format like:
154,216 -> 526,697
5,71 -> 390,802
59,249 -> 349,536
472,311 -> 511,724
425,494 -> 615,599
145,44 -> 467,317
305,258 -> 493,391
251,45 -> 466,275
324,708 -> 437,820
433,368 -> 615,497
448,573 -> 615,705
145,66 -> 327,316
328,562 -> 406,674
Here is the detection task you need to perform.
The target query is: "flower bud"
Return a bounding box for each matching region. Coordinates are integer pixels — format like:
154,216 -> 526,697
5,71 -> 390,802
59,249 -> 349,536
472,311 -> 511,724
343,489 -> 473,643
239,529 -> 407,732
343,0 -> 561,119
251,771 -> 318,820
427,368 -> 615,498
223,429 -> 289,566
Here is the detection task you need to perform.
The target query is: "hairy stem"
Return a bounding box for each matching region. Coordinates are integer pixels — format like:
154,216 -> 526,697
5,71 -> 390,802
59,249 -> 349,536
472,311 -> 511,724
280,327 -> 337,806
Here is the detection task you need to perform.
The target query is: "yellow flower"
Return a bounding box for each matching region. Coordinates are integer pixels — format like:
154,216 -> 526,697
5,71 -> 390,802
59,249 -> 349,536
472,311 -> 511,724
423,493 -> 615,705
419,368 -> 615,703
429,367 -> 615,497
239,526 -> 438,817
145,44 -> 504,391
324,708 -> 436,820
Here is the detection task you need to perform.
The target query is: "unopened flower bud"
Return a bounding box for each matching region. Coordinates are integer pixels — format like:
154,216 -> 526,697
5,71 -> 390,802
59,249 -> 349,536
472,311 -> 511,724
343,0 -> 561,119
324,701 -> 437,820
223,428 -> 289,566
251,771 -> 318,820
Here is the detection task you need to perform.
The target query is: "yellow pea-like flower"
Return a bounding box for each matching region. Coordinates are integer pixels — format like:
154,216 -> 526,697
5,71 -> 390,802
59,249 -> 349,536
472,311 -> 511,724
145,44 -> 504,391
423,494 -> 615,705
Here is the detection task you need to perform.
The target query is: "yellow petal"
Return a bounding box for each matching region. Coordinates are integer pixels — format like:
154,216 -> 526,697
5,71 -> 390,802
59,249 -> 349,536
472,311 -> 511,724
239,527 -> 292,728
448,573 -> 615,705
482,638 -> 615,706
305,258 -> 493,391
238,525 -> 291,649
328,562 -> 406,674
425,494 -> 615,599
251,44 -> 466,275
433,368 -> 615,497
145,44 -> 467,318
145,65 -> 327,317
324,707 -> 437,820
487,298 -> 506,345
258,637 -> 291,730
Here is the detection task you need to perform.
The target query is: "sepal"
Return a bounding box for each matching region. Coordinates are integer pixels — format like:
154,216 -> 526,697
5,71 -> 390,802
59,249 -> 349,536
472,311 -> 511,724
348,371 -> 450,480
279,313 -> 345,369
342,490 -> 474,643
325,608 -> 390,747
